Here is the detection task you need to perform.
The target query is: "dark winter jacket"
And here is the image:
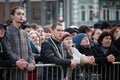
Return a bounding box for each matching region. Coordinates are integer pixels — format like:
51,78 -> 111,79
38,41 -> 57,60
40,36 -> 73,80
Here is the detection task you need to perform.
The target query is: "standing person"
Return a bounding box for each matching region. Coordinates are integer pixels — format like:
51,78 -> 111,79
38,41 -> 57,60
1,6 -> 35,80
40,22 -> 76,80
0,22 -> 27,80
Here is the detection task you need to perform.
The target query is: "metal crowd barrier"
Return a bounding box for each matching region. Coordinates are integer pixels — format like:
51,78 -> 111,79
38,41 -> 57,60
0,64 -> 64,80
72,62 -> 120,80
0,62 -> 120,80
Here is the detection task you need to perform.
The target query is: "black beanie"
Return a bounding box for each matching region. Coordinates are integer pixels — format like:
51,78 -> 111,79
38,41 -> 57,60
100,21 -> 111,30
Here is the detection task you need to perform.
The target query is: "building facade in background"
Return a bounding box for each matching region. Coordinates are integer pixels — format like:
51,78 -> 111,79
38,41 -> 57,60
0,0 -> 59,26
0,0 -> 120,27
70,0 -> 120,27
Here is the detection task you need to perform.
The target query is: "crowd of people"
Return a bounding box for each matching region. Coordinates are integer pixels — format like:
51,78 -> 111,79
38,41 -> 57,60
0,6 -> 120,80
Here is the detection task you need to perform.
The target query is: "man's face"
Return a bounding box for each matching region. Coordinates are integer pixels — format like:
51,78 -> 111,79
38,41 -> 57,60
52,25 -> 64,41
101,36 -> 112,48
11,9 -> 25,23
80,37 -> 90,46
0,28 -> 5,38
36,27 -> 44,36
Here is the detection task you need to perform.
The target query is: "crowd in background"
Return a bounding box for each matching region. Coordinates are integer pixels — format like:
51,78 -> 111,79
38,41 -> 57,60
0,6 -> 120,80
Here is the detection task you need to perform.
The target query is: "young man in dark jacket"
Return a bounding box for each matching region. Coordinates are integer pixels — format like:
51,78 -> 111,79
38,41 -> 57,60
40,22 -> 76,80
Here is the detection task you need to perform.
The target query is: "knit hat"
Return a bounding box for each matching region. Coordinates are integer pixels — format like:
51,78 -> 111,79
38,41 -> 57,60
0,22 -> 6,29
72,33 -> 87,46
100,21 -> 111,30
94,22 -> 101,28
61,33 -> 72,41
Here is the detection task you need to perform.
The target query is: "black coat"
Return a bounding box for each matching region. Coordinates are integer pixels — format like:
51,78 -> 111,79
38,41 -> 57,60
40,37 -> 73,80
76,44 -> 120,64
41,37 -> 72,65
114,37 -> 120,50
94,44 -> 120,64
94,44 -> 120,80
76,45 -> 95,56
0,41 -> 16,67
0,40 -> 16,80
76,44 -> 120,80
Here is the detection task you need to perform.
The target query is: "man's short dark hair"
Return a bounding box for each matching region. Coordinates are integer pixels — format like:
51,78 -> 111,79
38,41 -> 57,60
51,22 -> 62,30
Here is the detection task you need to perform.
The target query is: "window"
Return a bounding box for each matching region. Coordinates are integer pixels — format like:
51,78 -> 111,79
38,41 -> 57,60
116,10 -> 120,20
82,11 -> 85,21
81,6 -> 85,21
46,1 -> 57,24
30,2 -> 41,24
89,5 -> 94,21
103,8 -> 109,20
89,10 -> 93,21
89,5 -> 93,9
81,6 -> 85,9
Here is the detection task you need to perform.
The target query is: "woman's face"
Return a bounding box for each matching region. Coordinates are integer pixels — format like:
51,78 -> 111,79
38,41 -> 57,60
63,36 -> 73,48
30,33 -> 40,45
80,37 -> 90,46
92,29 -> 102,41
113,28 -> 120,40
101,36 -> 112,48
86,31 -> 92,40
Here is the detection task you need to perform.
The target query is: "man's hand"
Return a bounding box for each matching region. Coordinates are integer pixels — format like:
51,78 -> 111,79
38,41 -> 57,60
16,59 -> 27,70
26,64 -> 35,71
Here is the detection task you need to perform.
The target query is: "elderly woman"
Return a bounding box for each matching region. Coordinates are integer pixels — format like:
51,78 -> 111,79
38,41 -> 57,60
95,31 -> 120,80
96,31 -> 120,64
62,33 -> 94,80
62,33 -> 94,65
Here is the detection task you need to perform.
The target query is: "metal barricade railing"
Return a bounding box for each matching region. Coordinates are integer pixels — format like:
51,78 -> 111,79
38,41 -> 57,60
35,64 -> 64,80
72,62 -> 120,80
0,62 -> 120,80
0,64 -> 64,80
